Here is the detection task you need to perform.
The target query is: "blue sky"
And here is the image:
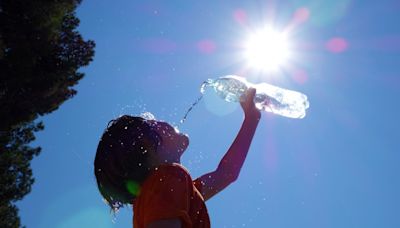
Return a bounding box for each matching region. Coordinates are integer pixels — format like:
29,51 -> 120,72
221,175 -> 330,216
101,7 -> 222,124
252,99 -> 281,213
17,0 -> 400,227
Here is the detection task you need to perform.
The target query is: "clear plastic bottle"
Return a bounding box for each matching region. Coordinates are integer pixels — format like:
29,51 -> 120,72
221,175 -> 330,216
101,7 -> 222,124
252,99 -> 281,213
200,75 -> 310,119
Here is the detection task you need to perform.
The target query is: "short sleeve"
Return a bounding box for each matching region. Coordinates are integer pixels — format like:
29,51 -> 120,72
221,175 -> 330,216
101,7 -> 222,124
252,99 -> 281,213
193,178 -> 204,194
142,165 -> 193,227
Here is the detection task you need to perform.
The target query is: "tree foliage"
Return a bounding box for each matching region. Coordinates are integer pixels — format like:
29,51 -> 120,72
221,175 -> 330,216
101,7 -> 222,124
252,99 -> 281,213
0,0 -> 95,226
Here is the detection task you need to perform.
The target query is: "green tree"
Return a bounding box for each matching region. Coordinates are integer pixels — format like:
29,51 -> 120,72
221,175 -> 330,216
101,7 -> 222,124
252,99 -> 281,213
0,0 -> 95,226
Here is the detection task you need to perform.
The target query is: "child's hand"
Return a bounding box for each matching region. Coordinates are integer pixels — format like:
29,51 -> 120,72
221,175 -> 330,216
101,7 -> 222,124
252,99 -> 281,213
240,88 -> 261,120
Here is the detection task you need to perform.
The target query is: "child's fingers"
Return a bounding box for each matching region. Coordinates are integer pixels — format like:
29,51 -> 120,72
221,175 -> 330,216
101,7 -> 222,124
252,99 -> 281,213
241,88 -> 261,118
247,88 -> 256,101
244,88 -> 256,104
240,88 -> 256,106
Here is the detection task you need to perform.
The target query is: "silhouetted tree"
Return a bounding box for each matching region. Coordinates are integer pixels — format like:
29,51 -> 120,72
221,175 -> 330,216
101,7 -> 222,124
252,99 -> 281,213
0,0 -> 95,226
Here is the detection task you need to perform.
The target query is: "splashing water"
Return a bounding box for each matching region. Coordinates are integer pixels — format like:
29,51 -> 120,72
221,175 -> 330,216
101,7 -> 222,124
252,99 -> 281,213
180,79 -> 217,124
180,95 -> 204,124
140,112 -> 156,120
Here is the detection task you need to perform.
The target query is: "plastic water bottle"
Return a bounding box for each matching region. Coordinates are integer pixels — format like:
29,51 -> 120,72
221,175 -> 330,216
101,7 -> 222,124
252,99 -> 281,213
200,75 -> 310,119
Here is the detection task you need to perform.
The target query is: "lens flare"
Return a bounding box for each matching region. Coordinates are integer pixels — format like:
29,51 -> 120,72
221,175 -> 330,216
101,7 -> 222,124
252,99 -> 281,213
233,9 -> 247,25
197,39 -> 216,54
326,37 -> 349,53
293,7 -> 310,24
125,180 -> 140,196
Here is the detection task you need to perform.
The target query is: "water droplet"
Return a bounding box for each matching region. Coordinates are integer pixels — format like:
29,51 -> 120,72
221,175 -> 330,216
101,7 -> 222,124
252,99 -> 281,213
173,126 -> 180,133
111,211 -> 117,224
124,126 -> 128,130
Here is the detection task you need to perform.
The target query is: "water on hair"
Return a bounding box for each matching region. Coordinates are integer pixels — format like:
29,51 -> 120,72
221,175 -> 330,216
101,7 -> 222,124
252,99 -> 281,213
140,112 -> 155,120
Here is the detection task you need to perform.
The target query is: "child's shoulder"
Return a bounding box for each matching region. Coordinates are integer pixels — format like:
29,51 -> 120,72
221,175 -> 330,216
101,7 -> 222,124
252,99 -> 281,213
152,163 -> 192,182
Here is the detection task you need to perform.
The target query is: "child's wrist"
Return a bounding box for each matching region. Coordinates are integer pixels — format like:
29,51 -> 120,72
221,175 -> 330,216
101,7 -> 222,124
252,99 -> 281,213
244,111 -> 261,122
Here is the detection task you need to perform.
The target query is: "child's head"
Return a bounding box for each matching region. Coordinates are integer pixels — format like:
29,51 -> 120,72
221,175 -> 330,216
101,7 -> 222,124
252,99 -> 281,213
94,115 -> 189,210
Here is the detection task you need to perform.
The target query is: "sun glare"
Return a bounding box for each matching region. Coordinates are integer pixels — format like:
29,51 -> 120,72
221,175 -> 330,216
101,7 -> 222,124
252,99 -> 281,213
244,28 -> 291,72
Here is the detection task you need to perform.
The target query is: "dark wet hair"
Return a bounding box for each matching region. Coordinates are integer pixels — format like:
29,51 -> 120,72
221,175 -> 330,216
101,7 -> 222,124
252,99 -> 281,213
94,115 -> 161,211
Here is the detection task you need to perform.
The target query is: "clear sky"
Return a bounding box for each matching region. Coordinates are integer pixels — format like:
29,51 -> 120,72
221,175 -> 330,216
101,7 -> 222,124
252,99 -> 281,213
17,0 -> 400,227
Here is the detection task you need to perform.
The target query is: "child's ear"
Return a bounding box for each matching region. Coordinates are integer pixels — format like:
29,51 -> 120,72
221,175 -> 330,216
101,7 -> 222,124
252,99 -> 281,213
141,137 -> 158,149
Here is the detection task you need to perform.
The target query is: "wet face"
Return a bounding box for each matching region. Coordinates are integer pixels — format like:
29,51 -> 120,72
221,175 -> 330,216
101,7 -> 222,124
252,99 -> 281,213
150,121 -> 189,164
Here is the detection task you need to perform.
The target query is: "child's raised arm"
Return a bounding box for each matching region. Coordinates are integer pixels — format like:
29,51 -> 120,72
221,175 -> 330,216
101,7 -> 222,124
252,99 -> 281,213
195,88 -> 261,201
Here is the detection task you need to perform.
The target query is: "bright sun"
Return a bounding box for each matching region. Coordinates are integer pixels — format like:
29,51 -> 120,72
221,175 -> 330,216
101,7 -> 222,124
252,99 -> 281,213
244,28 -> 291,72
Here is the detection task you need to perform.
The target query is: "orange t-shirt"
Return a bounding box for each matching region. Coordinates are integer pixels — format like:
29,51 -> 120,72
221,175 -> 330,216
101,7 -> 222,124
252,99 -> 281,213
133,163 -> 210,228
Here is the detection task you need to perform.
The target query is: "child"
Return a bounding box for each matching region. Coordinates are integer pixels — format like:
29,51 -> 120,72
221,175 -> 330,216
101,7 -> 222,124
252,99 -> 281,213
94,88 -> 261,228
